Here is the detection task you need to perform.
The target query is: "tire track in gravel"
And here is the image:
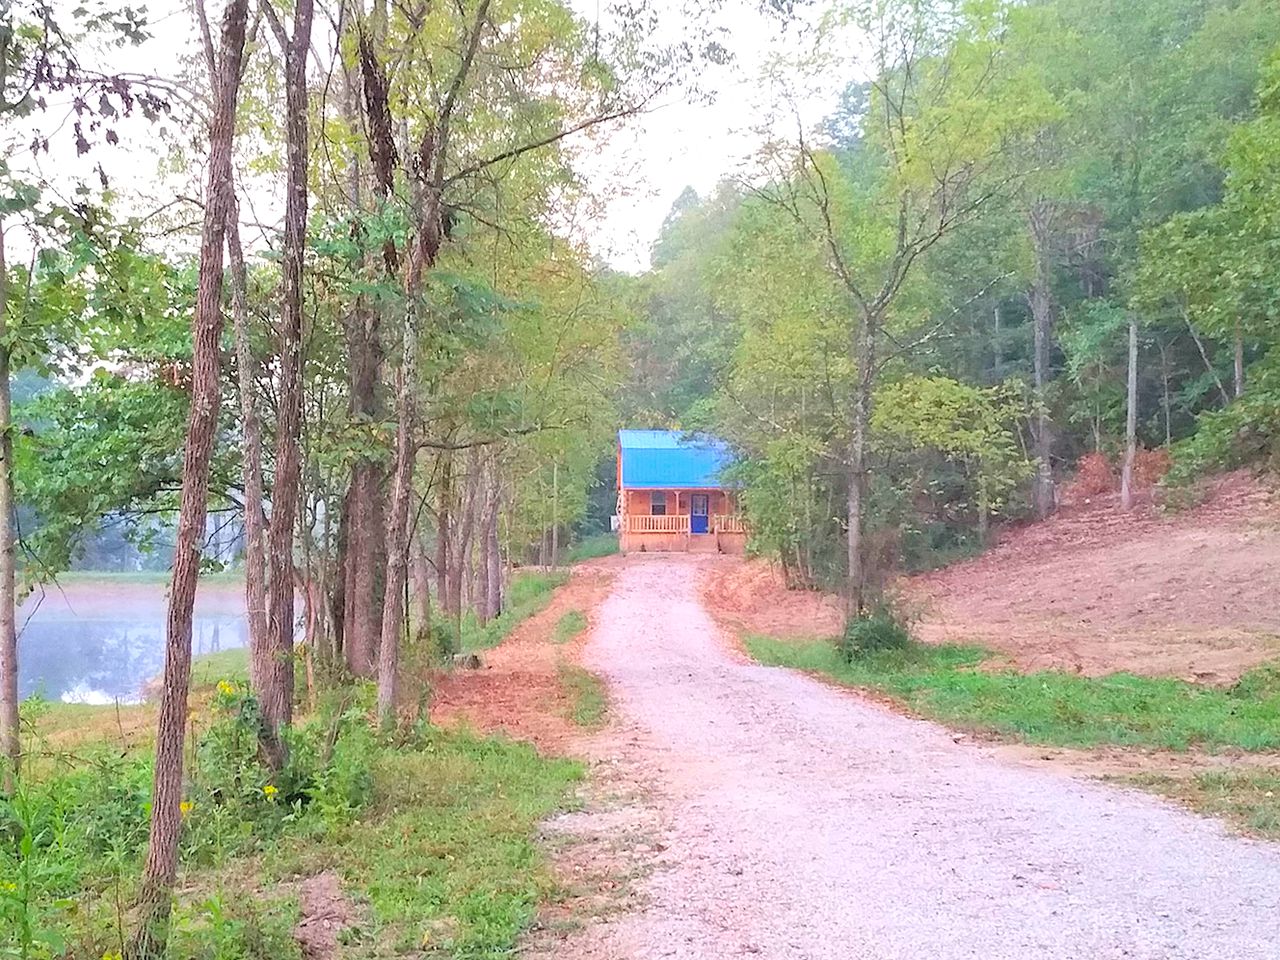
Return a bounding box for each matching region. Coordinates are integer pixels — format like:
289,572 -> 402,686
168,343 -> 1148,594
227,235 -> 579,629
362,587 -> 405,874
558,554 -> 1280,960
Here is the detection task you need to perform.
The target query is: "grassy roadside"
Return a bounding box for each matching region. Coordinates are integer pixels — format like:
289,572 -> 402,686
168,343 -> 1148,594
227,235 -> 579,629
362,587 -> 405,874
462,570 -> 569,651
8,575 -> 590,958
746,633 -> 1280,838
746,635 -> 1280,751
558,664 -> 607,729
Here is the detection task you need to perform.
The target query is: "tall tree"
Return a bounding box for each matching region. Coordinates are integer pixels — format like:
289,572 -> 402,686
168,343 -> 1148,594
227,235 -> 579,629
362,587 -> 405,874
258,0 -> 315,765
129,0 -> 250,952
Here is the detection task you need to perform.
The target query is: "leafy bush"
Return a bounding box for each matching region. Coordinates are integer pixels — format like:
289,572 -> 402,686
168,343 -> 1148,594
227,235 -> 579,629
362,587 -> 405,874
839,609 -> 913,660
1165,350 -> 1280,486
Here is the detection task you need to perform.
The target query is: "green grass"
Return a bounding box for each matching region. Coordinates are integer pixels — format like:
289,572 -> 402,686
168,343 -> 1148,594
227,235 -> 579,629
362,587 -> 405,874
746,635 -> 1280,751
553,610 -> 588,644
461,571 -> 569,652
190,647 -> 250,687
565,533 -> 618,564
7,716 -> 581,959
272,728 -> 582,956
557,664 -> 607,729
1134,768 -> 1280,839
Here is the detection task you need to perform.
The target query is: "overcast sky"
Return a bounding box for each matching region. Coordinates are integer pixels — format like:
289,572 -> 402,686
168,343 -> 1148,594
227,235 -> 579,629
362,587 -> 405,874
23,0 -> 849,273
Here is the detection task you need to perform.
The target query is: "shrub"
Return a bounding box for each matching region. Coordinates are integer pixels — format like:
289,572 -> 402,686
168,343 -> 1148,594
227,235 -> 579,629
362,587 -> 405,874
1063,451 -> 1116,501
839,609 -> 913,660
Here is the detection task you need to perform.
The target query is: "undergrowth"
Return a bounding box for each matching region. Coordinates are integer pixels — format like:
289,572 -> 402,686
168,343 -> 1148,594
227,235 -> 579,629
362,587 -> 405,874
565,533 -> 618,564
553,610 -> 588,644
746,635 -> 1280,751
2,681 -> 581,958
557,664 -> 607,729
461,570 -> 569,651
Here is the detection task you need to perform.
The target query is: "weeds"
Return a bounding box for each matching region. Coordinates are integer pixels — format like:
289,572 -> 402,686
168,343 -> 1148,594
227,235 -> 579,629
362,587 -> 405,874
565,533 -> 618,564
554,610 -> 588,644
1134,768 -> 1280,839
3,677 -> 579,958
558,665 -> 607,729
747,635 -> 1280,751
462,571 -> 569,651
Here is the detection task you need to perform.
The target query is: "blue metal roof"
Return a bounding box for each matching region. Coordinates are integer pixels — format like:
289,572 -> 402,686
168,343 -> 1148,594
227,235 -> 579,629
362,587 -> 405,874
618,429 -> 733,489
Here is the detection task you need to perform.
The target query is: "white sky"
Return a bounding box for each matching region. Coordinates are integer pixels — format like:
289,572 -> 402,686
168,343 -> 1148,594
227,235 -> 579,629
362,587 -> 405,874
19,0 -> 850,273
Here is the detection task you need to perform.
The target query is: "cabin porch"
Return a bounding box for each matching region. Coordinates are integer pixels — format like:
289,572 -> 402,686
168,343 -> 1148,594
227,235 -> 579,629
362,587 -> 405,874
619,488 -> 748,554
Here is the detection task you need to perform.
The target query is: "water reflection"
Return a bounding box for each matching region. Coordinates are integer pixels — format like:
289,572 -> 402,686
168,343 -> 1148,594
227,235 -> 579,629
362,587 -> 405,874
17,580 -> 248,703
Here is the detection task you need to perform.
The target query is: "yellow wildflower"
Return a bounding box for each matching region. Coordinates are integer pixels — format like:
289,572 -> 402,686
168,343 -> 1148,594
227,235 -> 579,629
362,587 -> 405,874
263,784 -> 279,799
179,800 -> 194,818
216,680 -> 235,696
103,952 -> 123,960
1,881 -> 17,893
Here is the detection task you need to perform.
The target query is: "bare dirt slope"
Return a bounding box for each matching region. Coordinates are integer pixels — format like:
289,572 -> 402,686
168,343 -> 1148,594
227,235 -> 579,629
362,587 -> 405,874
910,471 -> 1280,681
547,555 -> 1280,960
709,471 -> 1280,682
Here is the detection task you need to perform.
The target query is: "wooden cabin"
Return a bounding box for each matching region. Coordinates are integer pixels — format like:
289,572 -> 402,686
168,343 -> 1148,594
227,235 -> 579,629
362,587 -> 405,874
616,429 -> 748,554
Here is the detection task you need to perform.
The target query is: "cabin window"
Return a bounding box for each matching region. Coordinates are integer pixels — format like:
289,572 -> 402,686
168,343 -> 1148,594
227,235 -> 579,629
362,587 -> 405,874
650,491 -> 667,516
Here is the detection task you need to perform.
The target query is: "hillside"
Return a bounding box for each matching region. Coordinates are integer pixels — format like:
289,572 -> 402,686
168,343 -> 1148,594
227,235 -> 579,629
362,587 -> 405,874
710,471 -> 1280,683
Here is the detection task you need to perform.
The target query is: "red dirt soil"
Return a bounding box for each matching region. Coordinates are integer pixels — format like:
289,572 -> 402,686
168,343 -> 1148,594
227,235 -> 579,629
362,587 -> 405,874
430,559 -> 621,751
708,471 -> 1280,683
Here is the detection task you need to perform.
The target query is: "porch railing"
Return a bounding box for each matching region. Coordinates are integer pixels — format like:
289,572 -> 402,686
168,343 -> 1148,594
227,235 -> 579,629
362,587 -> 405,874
713,514 -> 748,534
624,514 -> 690,534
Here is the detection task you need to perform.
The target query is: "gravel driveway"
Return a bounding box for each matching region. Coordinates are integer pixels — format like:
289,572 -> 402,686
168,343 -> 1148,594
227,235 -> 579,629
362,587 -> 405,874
572,555 -> 1280,960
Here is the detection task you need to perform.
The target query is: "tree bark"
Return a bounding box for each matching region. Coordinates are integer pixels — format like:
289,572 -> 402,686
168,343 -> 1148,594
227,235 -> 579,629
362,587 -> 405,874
1234,320 -> 1245,399
129,2 -> 249,951
260,0 -> 315,766
376,315 -> 417,729
1120,315 -> 1138,511
411,529 -> 431,638
486,468 -> 503,619
226,197 -> 270,701
1027,201 -> 1057,520
846,309 -> 876,618
0,217 -> 18,793
550,460 -> 559,569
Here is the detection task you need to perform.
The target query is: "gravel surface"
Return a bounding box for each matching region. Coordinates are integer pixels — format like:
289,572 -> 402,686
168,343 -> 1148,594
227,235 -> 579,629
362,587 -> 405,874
572,555 -> 1280,960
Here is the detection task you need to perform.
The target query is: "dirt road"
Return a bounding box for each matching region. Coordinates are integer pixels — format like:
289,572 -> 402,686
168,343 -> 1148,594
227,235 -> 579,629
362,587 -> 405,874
567,555 -> 1280,959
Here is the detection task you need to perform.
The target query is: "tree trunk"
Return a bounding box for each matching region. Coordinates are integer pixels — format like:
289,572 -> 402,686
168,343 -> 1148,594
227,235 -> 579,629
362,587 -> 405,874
226,197 -> 270,703
448,462 -> 480,639
129,2 -> 249,951
1234,320 -> 1245,398
261,0 -> 315,766
1120,315 -> 1139,511
0,218 -> 18,793
411,530 -> 431,639
485,468 -> 502,619
846,309 -> 876,619
1158,337 -> 1172,446
551,460 -> 559,569
1183,307 -> 1231,406
436,454 -> 451,623
1027,202 -> 1056,520
376,316 -> 416,730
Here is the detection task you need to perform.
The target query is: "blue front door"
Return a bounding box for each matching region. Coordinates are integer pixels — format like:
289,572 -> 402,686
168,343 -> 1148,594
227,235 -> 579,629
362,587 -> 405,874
690,494 -> 709,534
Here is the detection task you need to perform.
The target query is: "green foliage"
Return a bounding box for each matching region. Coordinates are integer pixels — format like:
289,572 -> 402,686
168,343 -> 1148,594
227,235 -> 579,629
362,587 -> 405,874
558,664 -> 607,729
275,729 -> 581,957
553,610 -> 588,644
3,683 -> 580,959
461,570 -> 568,651
168,895 -> 301,960
1165,352 -> 1280,485
839,610 -> 912,659
747,636 -> 1280,751
564,533 -> 618,563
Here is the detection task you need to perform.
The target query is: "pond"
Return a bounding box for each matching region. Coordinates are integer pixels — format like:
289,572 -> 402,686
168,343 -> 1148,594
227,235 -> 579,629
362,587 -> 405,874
17,577 -> 248,704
